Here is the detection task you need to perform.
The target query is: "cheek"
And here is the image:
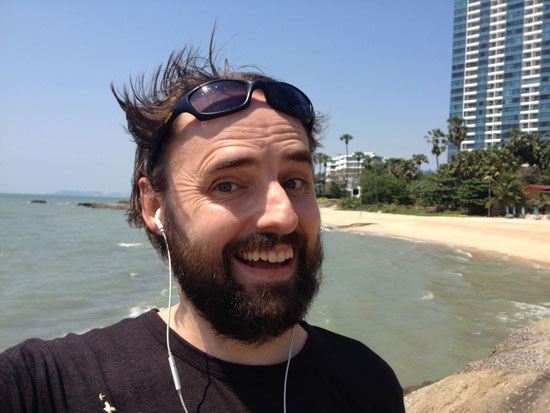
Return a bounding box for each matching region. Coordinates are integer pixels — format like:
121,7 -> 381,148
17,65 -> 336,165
295,197 -> 321,236
184,205 -> 247,244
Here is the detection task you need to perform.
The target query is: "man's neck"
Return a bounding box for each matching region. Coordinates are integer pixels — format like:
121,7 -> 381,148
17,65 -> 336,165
157,298 -> 307,365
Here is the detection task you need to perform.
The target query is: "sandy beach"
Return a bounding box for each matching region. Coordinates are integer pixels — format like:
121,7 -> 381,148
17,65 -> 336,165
320,208 -> 550,266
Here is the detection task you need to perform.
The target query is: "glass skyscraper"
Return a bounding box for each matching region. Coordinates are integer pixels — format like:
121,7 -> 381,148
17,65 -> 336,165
449,0 -> 550,159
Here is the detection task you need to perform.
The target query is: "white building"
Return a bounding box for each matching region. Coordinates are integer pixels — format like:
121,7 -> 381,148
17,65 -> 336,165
326,152 -> 383,197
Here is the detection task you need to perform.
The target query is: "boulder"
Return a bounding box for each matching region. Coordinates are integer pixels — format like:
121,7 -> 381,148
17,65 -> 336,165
405,319 -> 550,413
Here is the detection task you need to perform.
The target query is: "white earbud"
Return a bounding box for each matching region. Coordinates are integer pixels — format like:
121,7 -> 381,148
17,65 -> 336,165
154,208 -> 164,233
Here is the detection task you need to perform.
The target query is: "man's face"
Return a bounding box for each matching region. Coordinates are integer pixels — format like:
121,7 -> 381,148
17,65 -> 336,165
162,90 -> 322,343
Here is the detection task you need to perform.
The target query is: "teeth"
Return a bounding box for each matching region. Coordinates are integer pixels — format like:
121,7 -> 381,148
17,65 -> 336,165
240,248 -> 293,263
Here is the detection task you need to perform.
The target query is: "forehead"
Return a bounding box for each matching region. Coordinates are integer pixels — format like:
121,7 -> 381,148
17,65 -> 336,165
166,97 -> 312,168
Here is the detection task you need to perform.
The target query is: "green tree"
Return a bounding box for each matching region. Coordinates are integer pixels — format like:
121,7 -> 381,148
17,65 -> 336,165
446,116 -> 468,154
360,171 -> 411,205
339,134 -> 353,157
317,153 -> 331,198
412,154 -> 429,174
486,173 -> 527,215
424,128 -> 447,170
456,178 -> 489,215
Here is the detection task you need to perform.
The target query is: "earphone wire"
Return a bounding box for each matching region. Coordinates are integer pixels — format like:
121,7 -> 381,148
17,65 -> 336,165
283,325 -> 296,413
160,227 -> 189,413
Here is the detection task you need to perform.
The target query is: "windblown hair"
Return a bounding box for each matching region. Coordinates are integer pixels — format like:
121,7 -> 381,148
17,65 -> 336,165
111,42 -> 323,256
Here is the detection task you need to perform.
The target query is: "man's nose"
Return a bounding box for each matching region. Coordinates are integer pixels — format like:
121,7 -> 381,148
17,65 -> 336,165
255,181 -> 299,234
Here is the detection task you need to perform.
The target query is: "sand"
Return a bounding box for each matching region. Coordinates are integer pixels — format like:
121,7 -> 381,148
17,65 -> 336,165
320,208 -> 550,266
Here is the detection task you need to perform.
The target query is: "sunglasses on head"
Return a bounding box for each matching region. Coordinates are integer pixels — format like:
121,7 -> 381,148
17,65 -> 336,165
148,79 -> 314,173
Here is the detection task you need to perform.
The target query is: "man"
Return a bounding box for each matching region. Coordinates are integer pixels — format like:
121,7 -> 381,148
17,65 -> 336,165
1,45 -> 404,412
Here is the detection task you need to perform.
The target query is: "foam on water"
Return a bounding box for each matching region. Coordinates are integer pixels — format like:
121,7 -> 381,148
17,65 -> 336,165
128,305 -> 154,318
455,249 -> 473,258
421,291 -> 434,300
511,301 -> 550,320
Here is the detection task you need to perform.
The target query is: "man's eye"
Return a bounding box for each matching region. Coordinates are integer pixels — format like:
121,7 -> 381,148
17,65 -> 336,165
216,182 -> 240,192
283,178 -> 304,190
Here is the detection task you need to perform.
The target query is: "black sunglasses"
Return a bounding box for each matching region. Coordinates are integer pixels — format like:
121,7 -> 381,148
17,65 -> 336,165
148,79 -> 314,173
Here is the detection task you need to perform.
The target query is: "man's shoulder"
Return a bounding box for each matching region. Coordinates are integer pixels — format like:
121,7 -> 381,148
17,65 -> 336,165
302,322 -> 403,395
1,309 -> 161,366
304,322 -> 389,366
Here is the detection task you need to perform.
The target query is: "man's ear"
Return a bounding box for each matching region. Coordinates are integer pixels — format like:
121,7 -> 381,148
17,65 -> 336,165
139,177 -> 162,235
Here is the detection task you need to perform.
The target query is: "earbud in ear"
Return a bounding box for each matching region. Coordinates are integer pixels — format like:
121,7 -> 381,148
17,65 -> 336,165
154,208 -> 164,233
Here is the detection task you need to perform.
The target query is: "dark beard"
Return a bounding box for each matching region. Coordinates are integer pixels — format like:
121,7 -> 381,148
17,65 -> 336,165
164,212 -> 323,344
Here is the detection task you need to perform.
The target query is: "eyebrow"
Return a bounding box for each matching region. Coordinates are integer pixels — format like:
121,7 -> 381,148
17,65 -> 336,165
207,149 -> 313,175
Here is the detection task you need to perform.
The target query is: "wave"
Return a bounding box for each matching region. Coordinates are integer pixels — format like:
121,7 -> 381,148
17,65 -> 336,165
128,272 -> 138,277
117,242 -> 142,248
511,301 -> 550,320
128,305 -> 154,318
450,256 -> 470,263
455,249 -> 472,258
422,291 -> 434,301
449,272 -> 464,277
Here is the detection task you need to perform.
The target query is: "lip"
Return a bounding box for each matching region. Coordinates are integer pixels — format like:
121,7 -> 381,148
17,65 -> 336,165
231,252 -> 297,283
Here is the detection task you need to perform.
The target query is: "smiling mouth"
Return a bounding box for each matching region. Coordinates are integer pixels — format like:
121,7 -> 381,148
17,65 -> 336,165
236,247 -> 294,268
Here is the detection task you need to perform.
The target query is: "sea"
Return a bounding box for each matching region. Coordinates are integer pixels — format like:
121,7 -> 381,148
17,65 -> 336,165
1,193 -> 549,387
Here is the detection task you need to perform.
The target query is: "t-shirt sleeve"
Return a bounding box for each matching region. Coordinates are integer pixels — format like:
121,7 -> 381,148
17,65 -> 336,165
0,339 -> 62,412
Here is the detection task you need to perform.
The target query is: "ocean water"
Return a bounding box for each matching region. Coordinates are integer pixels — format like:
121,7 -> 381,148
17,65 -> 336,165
1,193 -> 549,386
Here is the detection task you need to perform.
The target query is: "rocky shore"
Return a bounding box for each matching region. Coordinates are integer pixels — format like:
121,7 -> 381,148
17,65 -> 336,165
405,319 -> 550,412
77,200 -> 130,210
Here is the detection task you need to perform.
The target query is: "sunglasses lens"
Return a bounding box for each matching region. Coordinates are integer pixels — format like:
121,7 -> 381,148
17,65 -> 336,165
189,81 -> 248,114
266,83 -> 312,121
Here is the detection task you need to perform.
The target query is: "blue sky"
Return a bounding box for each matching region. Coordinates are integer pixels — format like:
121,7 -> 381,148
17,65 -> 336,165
0,0 -> 454,195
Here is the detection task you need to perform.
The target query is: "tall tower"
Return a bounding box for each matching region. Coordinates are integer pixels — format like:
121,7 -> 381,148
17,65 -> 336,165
449,0 -> 550,160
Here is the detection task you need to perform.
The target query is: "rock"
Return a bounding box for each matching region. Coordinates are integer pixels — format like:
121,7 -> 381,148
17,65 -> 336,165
405,319 -> 550,413
77,200 -> 130,210
30,200 -> 47,204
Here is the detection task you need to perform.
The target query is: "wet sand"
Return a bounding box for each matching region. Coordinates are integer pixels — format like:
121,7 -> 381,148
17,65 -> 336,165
320,208 -> 550,266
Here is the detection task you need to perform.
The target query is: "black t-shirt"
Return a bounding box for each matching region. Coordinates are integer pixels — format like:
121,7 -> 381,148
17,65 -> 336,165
1,310 -> 404,412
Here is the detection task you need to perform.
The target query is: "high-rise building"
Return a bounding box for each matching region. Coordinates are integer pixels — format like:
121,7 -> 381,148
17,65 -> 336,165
449,0 -> 550,159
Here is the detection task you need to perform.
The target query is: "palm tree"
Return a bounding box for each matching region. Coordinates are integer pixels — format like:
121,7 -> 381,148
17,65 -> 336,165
318,153 -> 331,198
486,173 -> 526,216
447,116 -> 468,153
339,133 -> 354,183
424,128 -> 447,170
340,134 -> 354,158
412,154 -> 429,174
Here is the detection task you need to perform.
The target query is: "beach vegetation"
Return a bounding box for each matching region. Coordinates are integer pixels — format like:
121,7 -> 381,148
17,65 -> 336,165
331,131 -> 550,217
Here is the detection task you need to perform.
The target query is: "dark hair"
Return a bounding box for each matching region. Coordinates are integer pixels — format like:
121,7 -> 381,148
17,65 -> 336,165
111,42 -> 323,256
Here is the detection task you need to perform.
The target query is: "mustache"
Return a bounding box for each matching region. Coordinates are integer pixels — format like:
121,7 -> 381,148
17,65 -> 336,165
223,231 -> 305,254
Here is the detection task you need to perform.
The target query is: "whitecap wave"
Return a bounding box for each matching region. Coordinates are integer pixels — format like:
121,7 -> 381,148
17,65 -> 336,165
449,272 -> 464,277
128,305 -> 154,318
511,301 -> 550,320
455,249 -> 472,258
451,256 -> 470,263
422,291 -> 434,300
117,242 -> 142,248
128,272 -> 138,277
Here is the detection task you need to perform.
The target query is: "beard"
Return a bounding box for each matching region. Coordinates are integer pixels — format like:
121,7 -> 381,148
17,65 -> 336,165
163,211 -> 323,345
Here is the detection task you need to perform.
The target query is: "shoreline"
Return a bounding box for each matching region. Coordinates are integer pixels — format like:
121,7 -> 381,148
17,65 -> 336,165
320,208 -> 550,267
